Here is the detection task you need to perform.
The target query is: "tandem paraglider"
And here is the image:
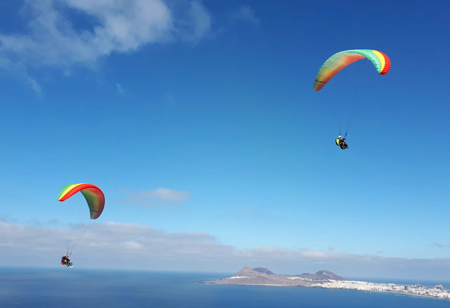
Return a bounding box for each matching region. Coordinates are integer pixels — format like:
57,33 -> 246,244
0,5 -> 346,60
61,254 -> 73,267
335,136 -> 348,150
58,183 -> 105,268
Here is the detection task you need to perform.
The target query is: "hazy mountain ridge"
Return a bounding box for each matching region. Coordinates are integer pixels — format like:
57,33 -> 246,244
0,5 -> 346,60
294,270 -> 345,281
235,266 -> 275,276
205,267 -> 346,287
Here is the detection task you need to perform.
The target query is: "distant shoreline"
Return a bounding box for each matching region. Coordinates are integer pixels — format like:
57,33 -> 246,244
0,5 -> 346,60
204,267 -> 450,301
204,281 -> 446,301
311,284 -> 446,301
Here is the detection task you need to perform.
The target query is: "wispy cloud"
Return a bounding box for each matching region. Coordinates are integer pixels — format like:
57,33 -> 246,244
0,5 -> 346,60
177,1 -> 212,45
26,218 -> 59,227
148,187 -> 191,200
0,0 -> 171,68
116,83 -> 125,95
119,187 -> 191,207
0,61 -> 43,95
0,215 -> 16,223
0,0 -> 212,91
2,221 -> 450,279
431,242 -> 450,248
23,72 -> 43,96
230,6 -> 260,26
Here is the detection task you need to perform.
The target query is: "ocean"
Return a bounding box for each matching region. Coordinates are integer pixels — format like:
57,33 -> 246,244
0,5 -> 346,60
1,267 -> 449,308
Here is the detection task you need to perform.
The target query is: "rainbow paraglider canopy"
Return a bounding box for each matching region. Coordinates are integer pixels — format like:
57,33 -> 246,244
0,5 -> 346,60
313,49 -> 391,92
58,183 -> 105,219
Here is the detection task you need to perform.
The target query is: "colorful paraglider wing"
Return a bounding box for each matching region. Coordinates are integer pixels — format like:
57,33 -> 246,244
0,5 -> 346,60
58,183 -> 105,219
313,49 -> 391,92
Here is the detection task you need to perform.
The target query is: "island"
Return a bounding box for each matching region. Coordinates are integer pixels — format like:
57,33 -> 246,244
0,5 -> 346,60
204,267 -> 450,301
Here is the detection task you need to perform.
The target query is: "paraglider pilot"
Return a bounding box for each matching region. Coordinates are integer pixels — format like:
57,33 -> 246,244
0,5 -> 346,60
61,255 -> 71,267
335,136 -> 348,150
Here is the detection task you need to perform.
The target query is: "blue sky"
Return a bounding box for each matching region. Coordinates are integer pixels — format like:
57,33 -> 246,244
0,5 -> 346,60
0,0 -> 450,279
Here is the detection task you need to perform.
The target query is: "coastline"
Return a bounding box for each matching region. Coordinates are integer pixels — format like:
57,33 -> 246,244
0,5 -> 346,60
205,280 -> 449,301
310,284 -> 447,301
204,267 -> 450,301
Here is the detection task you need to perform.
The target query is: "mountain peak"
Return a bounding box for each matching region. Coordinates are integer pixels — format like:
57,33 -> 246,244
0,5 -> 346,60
297,270 -> 345,281
252,267 -> 275,275
235,266 -> 275,276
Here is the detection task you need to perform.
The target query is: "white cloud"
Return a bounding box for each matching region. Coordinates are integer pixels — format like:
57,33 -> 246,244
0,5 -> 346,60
230,6 -> 260,26
0,221 -> 231,270
0,0 -> 211,70
149,187 -> 191,200
119,187 -> 191,207
2,221 -> 450,280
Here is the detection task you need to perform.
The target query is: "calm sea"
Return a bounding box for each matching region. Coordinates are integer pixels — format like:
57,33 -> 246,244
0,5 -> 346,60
1,267 -> 449,308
